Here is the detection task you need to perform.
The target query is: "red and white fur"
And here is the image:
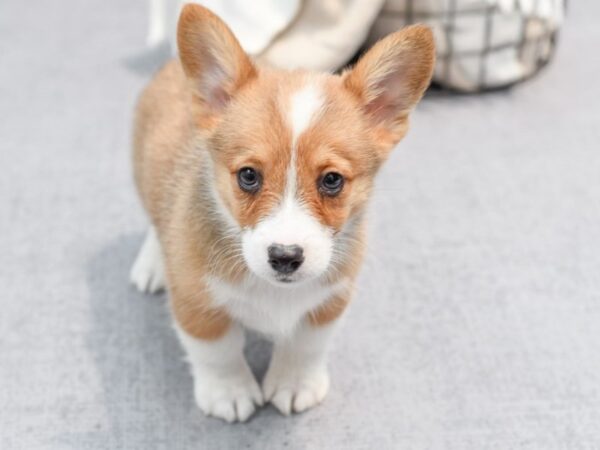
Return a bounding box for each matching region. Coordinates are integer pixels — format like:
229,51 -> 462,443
131,4 -> 434,422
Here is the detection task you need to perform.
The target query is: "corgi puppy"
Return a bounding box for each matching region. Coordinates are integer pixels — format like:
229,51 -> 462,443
131,4 -> 434,423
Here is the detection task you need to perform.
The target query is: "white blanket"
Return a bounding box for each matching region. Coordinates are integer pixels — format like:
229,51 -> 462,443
148,0 -> 385,71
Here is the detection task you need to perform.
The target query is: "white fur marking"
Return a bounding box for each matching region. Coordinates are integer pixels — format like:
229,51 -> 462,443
289,83 -> 323,144
174,322 -> 263,423
263,320 -> 338,415
285,83 -> 324,197
240,199 -> 334,286
206,274 -> 348,338
130,226 -> 166,294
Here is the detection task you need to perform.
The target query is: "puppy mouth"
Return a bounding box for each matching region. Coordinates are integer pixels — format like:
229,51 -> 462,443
269,271 -> 313,286
274,274 -> 296,284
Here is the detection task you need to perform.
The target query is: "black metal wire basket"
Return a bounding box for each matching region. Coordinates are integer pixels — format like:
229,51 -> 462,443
368,0 -> 566,92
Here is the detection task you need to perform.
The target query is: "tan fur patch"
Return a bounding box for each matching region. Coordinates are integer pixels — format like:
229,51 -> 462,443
165,192 -> 235,340
208,70 -> 293,228
308,294 -> 350,326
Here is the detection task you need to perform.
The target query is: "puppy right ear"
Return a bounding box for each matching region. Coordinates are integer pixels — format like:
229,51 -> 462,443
177,4 -> 256,113
344,25 -> 435,154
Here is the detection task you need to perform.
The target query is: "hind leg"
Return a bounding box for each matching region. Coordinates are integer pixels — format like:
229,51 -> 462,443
130,226 -> 166,294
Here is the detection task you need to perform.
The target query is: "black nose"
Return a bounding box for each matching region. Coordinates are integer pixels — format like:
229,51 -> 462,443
268,244 -> 304,274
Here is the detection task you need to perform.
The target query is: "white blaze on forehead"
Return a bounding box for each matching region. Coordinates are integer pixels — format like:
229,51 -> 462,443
289,83 -> 324,144
285,82 -> 324,198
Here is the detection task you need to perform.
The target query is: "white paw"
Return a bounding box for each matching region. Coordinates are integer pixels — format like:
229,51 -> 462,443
130,227 -> 166,294
193,369 -> 264,423
263,363 -> 330,415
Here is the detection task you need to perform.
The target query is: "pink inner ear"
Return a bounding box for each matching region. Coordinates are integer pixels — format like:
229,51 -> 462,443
199,56 -> 233,111
364,89 -> 401,125
366,65 -> 411,122
211,89 -> 231,111
206,81 -> 231,111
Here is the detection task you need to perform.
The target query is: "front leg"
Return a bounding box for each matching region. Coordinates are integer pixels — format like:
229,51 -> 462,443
175,320 -> 263,423
263,295 -> 348,415
166,223 -> 264,423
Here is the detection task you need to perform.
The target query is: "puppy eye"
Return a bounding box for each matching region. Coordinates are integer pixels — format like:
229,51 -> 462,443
319,172 -> 344,196
237,167 -> 261,193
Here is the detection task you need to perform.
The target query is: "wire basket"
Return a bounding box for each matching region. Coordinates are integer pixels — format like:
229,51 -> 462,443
368,0 -> 566,92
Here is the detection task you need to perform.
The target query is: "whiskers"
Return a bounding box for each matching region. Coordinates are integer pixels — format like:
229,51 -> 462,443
206,230 -> 247,281
326,229 -> 366,281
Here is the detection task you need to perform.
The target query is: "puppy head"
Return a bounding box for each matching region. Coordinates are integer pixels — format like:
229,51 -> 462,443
178,4 -> 435,286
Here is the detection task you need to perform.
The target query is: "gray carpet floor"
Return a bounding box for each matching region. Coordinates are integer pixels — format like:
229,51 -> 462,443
2,1 -> 600,449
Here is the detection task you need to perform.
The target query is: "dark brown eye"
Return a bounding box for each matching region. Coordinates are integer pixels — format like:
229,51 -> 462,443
237,167 -> 261,193
319,172 -> 344,196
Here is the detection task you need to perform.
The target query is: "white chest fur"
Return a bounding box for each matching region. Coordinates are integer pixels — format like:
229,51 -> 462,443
205,275 -> 347,338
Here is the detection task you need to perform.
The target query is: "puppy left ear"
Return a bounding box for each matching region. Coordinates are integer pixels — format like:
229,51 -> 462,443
344,25 -> 435,153
177,4 -> 256,115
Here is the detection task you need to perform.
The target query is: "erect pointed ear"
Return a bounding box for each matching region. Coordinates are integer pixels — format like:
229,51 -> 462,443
344,25 -> 435,152
177,4 -> 256,114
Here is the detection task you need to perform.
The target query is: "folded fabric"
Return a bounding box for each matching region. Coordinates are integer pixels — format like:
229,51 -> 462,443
147,0 -> 301,56
257,0 -> 386,71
